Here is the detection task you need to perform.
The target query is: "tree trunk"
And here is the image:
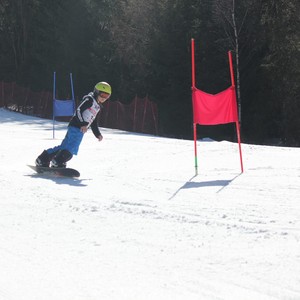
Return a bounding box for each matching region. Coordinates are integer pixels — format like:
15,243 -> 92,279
231,0 -> 241,124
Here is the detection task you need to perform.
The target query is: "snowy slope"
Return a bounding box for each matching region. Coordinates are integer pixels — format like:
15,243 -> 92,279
0,108 -> 300,300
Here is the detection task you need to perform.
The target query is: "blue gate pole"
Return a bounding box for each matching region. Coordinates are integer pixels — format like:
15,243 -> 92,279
70,73 -> 75,113
53,71 -> 56,139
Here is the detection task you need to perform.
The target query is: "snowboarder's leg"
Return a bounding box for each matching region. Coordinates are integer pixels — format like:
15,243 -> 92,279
59,127 -> 84,155
36,127 -> 81,167
50,149 -> 73,168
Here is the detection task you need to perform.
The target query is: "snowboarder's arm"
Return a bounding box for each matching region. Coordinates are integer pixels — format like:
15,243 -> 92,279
90,119 -> 102,140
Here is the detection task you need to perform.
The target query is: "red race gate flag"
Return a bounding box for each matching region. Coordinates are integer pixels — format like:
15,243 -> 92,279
192,86 -> 238,125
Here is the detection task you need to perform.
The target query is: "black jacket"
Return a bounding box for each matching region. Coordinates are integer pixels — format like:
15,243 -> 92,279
68,93 -> 103,138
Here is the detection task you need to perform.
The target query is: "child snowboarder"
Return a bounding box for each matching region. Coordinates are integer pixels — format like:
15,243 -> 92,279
35,81 -> 111,168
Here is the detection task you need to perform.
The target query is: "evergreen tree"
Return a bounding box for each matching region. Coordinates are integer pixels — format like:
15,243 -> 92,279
258,0 -> 300,145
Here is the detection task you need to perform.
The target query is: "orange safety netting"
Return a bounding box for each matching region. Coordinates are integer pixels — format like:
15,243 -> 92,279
99,96 -> 158,135
1,82 -> 158,135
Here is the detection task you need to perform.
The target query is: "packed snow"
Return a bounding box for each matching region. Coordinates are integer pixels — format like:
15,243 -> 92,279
0,108 -> 299,300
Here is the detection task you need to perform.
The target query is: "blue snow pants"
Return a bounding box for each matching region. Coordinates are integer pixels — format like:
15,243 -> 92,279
47,126 -> 84,156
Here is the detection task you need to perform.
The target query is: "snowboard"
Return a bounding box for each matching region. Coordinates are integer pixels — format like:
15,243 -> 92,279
28,165 -> 80,178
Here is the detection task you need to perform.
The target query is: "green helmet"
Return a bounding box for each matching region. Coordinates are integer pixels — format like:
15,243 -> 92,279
94,82 -> 112,97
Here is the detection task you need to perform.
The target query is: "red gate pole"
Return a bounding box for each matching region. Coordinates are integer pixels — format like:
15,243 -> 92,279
150,98 -> 158,135
133,95 -> 137,132
191,39 -> 198,175
228,51 -> 244,173
142,98 -> 147,133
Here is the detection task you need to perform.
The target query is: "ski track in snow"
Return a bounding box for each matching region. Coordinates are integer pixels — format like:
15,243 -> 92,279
0,108 -> 300,300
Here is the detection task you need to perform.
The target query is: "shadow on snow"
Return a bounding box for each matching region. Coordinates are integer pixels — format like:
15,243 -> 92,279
169,173 -> 242,200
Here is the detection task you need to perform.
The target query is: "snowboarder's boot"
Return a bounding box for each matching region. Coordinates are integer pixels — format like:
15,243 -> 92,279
35,150 -> 53,167
50,149 -> 73,168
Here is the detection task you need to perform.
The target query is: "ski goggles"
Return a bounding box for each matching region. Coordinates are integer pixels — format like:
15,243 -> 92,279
99,92 -> 111,100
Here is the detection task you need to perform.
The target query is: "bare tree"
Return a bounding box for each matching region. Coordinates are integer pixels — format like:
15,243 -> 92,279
213,0 -> 250,124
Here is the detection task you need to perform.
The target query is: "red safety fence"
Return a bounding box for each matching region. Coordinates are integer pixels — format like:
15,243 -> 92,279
0,81 -> 158,135
0,81 -> 52,118
99,96 -> 158,135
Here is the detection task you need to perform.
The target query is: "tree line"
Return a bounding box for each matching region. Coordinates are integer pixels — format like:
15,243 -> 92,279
0,0 -> 299,145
